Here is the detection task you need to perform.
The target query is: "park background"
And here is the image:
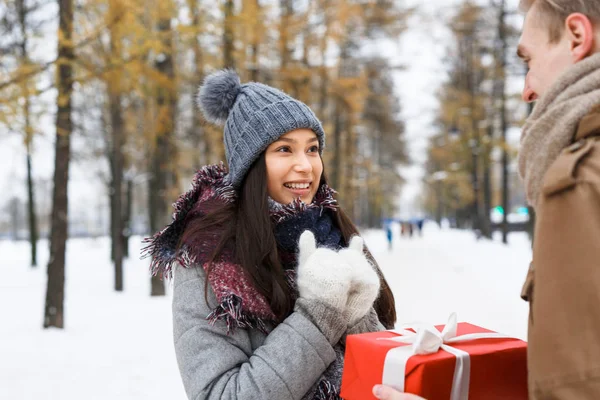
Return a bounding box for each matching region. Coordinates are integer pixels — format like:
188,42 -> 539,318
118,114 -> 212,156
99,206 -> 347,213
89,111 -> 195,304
1,0 -> 533,398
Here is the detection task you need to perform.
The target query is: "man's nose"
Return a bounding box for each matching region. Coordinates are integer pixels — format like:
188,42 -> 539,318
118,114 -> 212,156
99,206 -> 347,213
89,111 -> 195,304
522,77 -> 538,103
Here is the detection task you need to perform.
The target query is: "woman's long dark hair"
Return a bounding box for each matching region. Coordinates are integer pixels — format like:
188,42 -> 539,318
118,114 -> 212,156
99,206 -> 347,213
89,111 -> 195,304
180,154 -> 397,329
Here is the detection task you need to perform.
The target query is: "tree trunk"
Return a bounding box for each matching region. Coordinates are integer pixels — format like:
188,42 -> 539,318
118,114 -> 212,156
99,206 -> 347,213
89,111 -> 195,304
149,14 -> 177,296
18,0 -> 38,266
317,1 -> 331,121
122,177 -> 132,258
279,0 -> 294,94
250,41 -> 259,81
109,93 -> 124,291
108,0 -> 125,291
44,0 -> 74,329
297,0 -> 313,104
318,66 -> 328,121
223,0 -> 235,69
343,92 -> 357,219
482,124 -> 493,239
10,198 -> 20,240
465,35 -> 481,234
435,181 -> 443,227
26,144 -> 38,266
497,0 -> 510,244
109,175 -> 115,261
188,0 -> 207,168
247,0 -> 261,82
149,134 -> 169,296
331,104 -> 343,192
331,38 -> 352,196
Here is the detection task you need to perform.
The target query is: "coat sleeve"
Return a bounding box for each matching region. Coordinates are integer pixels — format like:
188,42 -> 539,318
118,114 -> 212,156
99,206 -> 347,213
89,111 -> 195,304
172,263 -> 337,400
527,147 -> 600,398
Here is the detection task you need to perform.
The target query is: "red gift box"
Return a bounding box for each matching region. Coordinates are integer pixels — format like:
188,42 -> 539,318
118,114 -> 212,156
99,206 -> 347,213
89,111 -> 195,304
341,315 -> 527,400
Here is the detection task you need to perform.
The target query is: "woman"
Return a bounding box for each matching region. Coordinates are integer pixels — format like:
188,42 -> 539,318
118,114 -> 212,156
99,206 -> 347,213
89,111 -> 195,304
144,69 -> 397,400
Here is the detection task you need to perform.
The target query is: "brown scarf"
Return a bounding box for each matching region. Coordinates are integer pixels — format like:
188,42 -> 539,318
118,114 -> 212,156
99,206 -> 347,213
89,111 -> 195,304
518,53 -> 600,208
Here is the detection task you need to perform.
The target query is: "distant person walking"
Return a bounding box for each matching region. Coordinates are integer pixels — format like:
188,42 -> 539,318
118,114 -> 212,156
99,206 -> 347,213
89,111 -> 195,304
386,224 -> 393,250
415,218 -> 424,237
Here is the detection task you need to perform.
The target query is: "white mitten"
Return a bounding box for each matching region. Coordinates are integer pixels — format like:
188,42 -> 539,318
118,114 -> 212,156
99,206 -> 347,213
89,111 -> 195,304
339,235 -> 381,327
296,230 -> 353,310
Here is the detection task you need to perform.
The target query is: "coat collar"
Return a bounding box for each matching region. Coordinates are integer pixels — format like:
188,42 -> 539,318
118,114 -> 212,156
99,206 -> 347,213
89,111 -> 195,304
575,105 -> 600,141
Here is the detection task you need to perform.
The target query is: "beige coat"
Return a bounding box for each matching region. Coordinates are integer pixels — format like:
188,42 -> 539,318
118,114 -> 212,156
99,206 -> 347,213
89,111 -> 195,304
522,106 -> 600,399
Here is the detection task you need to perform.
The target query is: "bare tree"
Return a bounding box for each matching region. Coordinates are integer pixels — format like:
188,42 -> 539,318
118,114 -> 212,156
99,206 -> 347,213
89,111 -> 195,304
223,0 -> 235,69
107,0 -> 125,291
495,0 -> 510,244
149,8 -> 177,296
44,0 -> 74,329
16,0 -> 39,266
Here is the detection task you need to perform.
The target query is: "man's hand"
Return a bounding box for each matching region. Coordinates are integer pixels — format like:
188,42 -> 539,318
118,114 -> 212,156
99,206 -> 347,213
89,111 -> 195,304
372,385 -> 427,400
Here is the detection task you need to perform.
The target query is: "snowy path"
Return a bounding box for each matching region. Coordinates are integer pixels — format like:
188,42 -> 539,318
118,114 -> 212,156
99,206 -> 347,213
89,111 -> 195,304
362,223 -> 530,340
1,224 -> 531,399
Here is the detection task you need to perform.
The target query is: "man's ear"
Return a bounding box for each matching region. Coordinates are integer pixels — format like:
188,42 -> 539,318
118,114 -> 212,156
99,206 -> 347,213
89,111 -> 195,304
565,13 -> 595,62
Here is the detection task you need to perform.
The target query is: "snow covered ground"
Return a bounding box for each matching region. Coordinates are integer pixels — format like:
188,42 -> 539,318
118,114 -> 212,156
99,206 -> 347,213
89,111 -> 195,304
1,222 -> 531,399
369,222 -> 531,340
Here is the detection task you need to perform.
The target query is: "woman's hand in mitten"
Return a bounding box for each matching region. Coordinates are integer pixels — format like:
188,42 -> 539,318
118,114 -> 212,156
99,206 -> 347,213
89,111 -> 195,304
294,230 -> 353,344
338,236 -> 381,327
296,230 -> 353,310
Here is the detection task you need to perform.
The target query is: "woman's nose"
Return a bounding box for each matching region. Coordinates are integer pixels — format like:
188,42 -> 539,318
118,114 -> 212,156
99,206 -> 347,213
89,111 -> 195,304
294,153 -> 313,172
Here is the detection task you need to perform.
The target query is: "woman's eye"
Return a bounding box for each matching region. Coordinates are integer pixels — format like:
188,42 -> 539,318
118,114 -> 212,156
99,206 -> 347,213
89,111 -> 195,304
308,146 -> 319,153
276,146 -> 291,153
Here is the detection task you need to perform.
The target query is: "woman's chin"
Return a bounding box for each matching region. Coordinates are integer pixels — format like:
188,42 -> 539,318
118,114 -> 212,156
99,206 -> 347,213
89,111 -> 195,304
301,194 -> 314,204
274,189 -> 314,205
273,194 -> 313,205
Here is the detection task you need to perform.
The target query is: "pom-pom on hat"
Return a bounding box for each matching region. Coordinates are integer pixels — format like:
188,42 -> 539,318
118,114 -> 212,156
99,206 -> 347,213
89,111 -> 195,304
197,69 -> 326,188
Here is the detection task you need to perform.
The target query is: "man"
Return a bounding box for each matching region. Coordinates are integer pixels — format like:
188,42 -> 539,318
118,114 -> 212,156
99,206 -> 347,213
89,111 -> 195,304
374,0 -> 600,398
517,0 -> 600,398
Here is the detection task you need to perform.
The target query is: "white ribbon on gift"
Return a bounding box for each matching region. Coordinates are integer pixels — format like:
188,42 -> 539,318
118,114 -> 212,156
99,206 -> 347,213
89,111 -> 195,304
380,313 -> 509,400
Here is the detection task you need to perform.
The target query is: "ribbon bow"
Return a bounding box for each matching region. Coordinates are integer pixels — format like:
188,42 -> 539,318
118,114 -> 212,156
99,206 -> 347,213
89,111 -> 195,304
380,313 -> 509,400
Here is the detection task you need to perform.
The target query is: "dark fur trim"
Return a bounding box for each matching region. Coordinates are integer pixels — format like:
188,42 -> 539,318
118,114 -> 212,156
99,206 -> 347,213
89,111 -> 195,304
206,294 -> 270,335
269,184 -> 339,224
315,379 -> 340,400
141,163 -> 234,279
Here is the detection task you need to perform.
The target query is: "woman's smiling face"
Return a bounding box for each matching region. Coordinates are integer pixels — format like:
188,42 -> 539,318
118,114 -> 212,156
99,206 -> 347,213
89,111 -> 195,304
264,129 -> 323,205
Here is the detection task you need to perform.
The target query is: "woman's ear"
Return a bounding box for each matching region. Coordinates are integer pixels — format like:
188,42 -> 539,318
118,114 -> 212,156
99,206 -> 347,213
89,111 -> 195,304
565,13 -> 596,62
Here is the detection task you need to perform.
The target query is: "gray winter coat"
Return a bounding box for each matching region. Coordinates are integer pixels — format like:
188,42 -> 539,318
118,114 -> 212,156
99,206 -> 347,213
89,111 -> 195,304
172,263 -> 384,400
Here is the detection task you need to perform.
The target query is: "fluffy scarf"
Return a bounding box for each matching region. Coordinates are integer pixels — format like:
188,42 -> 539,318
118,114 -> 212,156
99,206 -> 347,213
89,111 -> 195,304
518,53 -> 600,208
142,163 -> 346,399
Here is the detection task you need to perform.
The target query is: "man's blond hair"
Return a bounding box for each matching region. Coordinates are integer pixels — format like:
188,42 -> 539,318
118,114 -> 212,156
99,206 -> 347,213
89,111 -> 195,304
519,0 -> 600,42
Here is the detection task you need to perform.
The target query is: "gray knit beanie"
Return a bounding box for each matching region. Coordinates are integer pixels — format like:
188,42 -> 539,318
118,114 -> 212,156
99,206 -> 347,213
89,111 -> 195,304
197,69 -> 326,188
